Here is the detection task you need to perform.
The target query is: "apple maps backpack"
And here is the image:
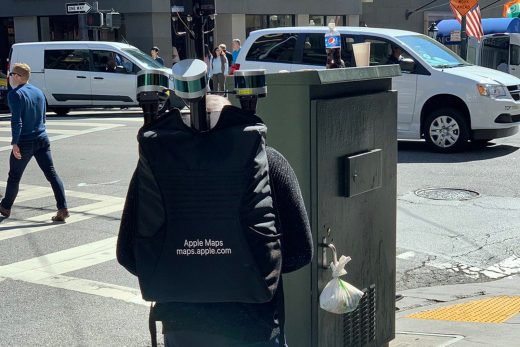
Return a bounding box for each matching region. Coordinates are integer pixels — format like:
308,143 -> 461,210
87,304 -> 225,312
130,106 -> 281,304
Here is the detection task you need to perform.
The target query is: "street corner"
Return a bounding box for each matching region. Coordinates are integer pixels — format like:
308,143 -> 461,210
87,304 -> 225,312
406,295 -> 520,323
390,332 -> 464,347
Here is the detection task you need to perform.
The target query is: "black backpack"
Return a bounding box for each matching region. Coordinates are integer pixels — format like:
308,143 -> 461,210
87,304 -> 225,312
131,107 -> 282,304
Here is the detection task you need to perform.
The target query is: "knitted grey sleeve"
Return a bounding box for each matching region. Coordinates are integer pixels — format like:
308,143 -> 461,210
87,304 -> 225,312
266,146 -> 314,273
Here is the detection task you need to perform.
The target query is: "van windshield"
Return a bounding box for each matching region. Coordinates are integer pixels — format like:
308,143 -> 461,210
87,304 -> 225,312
121,48 -> 164,69
397,34 -> 469,68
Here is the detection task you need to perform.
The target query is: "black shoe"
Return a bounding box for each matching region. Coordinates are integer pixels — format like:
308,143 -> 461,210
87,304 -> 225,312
0,205 -> 11,218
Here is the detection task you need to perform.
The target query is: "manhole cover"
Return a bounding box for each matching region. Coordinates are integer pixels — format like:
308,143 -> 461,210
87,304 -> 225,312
414,188 -> 480,201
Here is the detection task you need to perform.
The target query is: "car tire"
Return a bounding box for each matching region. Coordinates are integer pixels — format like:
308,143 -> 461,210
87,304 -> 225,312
52,107 -> 70,117
424,108 -> 469,153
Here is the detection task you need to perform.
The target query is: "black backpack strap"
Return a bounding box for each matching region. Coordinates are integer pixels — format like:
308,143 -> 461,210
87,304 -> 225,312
149,302 -> 158,347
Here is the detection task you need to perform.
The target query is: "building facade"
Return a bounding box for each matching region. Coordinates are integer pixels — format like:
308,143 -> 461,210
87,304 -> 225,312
0,0 -> 367,73
361,0 -> 504,37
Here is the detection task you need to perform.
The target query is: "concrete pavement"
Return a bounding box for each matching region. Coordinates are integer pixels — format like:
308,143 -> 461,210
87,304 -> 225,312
391,275 -> 519,346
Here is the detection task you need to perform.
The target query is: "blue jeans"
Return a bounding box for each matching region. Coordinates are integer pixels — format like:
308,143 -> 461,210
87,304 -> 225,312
1,136 -> 67,210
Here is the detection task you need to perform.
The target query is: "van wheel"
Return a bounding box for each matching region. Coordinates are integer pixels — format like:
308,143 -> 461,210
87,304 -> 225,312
52,108 -> 70,116
424,108 -> 469,153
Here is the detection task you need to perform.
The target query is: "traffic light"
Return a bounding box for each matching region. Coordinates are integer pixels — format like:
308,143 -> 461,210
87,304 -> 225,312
106,12 -> 121,29
86,12 -> 103,27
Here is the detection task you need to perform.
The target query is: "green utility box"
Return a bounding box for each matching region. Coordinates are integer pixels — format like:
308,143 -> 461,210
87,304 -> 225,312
230,66 -> 399,347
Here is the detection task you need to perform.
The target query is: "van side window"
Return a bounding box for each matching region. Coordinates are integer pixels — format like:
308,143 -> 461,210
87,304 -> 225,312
510,45 -> 520,66
362,38 -> 413,67
91,50 -> 137,74
301,34 -> 356,67
302,34 -> 326,65
246,33 -> 299,63
341,36 -> 356,67
362,39 -> 391,66
44,50 -> 90,71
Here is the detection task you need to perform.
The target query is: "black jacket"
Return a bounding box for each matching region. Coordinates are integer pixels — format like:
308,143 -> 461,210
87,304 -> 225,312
117,107 -> 313,345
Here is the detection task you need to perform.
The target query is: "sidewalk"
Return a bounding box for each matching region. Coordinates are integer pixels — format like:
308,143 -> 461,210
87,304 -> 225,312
391,275 -> 519,347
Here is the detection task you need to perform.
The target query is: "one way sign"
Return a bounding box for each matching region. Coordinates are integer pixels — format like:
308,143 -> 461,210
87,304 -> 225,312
66,2 -> 92,15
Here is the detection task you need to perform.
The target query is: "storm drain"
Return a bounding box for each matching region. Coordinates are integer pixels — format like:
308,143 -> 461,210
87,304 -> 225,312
414,188 -> 480,201
407,296 -> 520,323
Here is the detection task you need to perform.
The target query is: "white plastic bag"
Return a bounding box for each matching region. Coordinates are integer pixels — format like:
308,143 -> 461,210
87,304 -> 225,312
319,254 -> 364,314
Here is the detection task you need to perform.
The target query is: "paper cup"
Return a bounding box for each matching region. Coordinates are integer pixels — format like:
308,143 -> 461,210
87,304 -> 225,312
352,42 -> 371,67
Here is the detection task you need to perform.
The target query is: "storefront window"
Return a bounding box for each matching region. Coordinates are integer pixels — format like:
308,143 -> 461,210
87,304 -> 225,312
39,16 -> 79,41
309,15 -> 346,26
246,15 -> 295,37
38,15 -> 125,43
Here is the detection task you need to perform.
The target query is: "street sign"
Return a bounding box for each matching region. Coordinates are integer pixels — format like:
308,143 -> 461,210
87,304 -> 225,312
450,30 -> 461,42
66,2 -> 92,15
450,0 -> 479,17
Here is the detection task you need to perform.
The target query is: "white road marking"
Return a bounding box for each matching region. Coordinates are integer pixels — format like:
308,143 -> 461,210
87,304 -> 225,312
0,181 -> 143,305
0,128 -> 81,135
0,181 -> 125,201
0,199 -> 124,241
0,238 -> 146,306
77,180 -> 121,187
0,120 -> 125,150
429,255 -> 520,280
397,251 -> 416,260
0,181 -> 124,242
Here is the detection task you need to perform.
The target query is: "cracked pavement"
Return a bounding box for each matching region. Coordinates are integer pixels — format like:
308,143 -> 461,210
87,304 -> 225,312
396,134 -> 520,291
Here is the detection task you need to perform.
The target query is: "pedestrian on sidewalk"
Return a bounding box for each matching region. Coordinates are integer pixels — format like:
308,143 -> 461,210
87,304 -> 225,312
219,43 -> 233,69
151,46 -> 165,66
209,46 -> 229,93
231,39 -> 241,64
0,63 -> 69,222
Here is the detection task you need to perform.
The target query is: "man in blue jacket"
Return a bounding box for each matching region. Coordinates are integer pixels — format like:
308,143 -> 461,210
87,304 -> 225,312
0,63 -> 69,222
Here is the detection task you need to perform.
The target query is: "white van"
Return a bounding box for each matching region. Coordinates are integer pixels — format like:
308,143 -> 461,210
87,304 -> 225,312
235,27 -> 520,152
8,41 -> 183,115
467,33 -> 520,78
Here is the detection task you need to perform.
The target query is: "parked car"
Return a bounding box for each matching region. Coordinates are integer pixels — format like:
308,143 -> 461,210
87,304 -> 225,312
8,41 -> 184,116
235,26 -> 520,152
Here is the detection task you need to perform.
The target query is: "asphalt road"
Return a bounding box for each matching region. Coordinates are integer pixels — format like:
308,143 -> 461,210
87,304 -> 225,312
0,108 -> 518,345
396,134 -> 520,290
0,109 -> 149,346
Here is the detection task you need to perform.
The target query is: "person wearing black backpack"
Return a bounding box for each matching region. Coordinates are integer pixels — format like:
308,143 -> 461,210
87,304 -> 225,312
117,95 -> 313,347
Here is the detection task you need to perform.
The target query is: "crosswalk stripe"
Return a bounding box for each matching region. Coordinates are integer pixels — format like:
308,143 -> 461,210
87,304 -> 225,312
42,121 -> 124,127
0,237 -> 146,306
6,185 -> 56,203
33,275 -> 147,306
0,200 -> 124,241
0,181 -> 127,202
0,121 -> 125,150
1,237 -> 116,275
0,129 -> 81,135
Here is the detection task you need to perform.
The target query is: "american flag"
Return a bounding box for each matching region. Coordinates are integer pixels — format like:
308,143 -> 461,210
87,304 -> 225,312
450,3 -> 484,41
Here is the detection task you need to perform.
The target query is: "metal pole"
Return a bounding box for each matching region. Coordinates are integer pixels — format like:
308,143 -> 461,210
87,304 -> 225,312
78,14 -> 88,40
461,15 -> 467,60
189,9 -> 209,132
92,1 -> 99,41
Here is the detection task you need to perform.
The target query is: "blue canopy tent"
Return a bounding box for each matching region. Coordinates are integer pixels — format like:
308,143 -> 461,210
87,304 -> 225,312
437,18 -> 520,45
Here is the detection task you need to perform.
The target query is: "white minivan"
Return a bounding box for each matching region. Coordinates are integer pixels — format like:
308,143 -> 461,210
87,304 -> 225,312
8,41 -> 183,116
235,27 -> 520,152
